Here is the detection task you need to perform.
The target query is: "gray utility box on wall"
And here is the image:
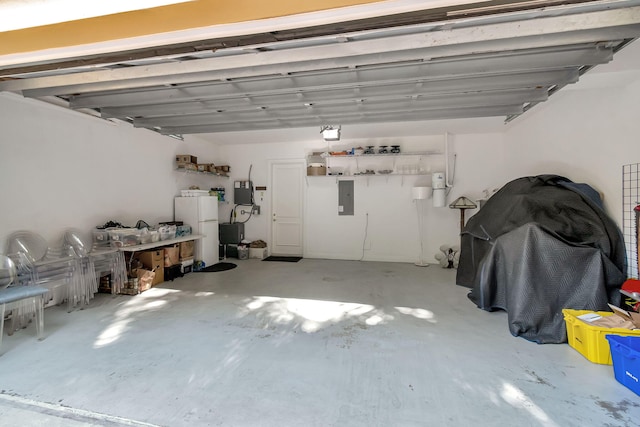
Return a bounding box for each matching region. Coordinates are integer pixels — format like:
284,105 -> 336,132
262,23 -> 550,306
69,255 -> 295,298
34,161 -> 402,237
338,180 -> 354,216
234,180 -> 253,205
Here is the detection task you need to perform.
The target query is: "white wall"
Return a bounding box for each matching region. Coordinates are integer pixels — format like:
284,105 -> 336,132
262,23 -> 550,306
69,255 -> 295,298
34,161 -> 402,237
217,129 -> 507,263
0,93 -> 217,250
4,39 -> 637,264
503,41 -> 640,226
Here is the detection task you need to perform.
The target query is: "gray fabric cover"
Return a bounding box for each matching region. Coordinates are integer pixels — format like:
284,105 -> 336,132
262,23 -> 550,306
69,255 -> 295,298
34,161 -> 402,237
457,175 -> 626,344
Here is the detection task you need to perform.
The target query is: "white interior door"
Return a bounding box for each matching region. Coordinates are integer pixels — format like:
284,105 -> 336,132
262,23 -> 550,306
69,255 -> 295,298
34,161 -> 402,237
270,161 -> 305,256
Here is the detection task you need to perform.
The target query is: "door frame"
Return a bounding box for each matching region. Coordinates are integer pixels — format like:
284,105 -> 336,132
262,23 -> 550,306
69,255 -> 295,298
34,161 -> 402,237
268,158 -> 306,257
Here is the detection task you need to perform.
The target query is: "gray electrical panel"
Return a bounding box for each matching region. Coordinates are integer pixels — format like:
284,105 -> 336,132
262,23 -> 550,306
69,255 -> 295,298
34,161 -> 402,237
234,180 -> 253,205
338,180 -> 354,216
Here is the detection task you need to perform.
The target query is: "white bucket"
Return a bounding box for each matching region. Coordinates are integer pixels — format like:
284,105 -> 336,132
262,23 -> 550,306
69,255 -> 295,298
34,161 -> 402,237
433,188 -> 446,208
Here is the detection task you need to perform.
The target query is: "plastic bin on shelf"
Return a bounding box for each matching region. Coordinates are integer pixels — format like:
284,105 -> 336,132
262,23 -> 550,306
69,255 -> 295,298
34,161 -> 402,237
92,230 -> 110,245
605,335 -> 640,396
562,309 -> 640,364
158,225 -> 177,241
139,229 -> 160,244
107,228 -> 142,248
176,225 -> 192,237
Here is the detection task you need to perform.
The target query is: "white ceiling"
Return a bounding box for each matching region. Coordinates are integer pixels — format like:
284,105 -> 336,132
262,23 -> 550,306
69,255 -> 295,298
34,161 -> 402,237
1,0 -> 639,142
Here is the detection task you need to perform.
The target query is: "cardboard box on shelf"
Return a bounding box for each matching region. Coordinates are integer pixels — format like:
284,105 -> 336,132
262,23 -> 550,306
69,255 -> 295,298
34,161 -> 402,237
307,165 -> 326,176
136,249 -> 164,285
179,241 -> 194,260
196,164 -> 209,172
177,163 -> 198,172
176,154 -> 197,164
165,245 -> 180,267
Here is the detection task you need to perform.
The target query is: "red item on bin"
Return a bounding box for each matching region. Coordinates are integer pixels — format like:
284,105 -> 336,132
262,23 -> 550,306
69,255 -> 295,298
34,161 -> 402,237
622,279 -> 640,294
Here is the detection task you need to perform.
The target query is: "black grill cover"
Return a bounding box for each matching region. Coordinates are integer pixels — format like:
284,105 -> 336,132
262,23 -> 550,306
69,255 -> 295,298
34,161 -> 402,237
456,175 -> 626,343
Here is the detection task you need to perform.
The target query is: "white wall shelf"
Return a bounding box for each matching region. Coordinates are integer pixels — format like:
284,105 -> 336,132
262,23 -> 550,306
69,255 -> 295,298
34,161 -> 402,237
307,133 -> 454,187
325,151 -> 442,158
306,172 -> 430,177
175,168 -> 229,178
308,151 -> 441,178
306,134 -> 455,190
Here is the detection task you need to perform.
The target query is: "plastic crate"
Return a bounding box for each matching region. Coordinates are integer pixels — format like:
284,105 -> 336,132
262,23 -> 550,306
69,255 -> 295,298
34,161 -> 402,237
562,309 -> 640,364
605,335 -> 640,396
107,228 -> 142,247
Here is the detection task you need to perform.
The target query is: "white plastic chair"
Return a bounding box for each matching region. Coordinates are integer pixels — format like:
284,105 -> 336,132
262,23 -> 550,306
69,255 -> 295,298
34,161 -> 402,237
6,230 -> 79,312
0,254 -> 15,291
65,228 -> 127,296
63,229 -> 99,306
0,254 -> 48,345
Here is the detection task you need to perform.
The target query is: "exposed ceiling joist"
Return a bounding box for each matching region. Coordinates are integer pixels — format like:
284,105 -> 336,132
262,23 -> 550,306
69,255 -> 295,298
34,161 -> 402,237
157,104 -> 525,134
103,81 -> 556,119
73,45 -> 605,109
133,88 -> 548,128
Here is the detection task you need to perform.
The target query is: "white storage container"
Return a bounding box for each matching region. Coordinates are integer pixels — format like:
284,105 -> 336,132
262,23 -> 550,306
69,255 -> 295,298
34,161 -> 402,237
180,190 -> 211,197
108,228 -> 142,247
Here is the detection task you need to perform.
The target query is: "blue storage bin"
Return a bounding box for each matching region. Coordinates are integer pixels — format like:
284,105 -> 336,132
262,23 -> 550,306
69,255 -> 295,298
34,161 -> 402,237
176,225 -> 191,237
605,335 -> 640,396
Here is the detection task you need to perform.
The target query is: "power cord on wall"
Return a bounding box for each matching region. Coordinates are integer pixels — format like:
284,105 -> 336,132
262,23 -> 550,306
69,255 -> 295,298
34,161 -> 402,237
230,164 -> 255,224
446,153 -> 457,196
360,212 -> 369,261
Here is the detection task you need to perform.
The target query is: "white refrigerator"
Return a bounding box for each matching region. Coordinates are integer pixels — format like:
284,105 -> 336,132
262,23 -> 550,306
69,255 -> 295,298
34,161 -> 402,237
174,196 -> 219,267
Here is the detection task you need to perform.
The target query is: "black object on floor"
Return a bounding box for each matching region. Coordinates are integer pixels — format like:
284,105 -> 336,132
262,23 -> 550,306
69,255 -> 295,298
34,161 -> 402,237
458,174 -> 626,344
198,262 -> 237,272
164,264 -> 183,281
263,256 -> 302,262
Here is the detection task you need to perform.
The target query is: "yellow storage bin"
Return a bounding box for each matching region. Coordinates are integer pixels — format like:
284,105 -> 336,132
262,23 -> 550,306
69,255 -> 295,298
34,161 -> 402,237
562,309 -> 640,365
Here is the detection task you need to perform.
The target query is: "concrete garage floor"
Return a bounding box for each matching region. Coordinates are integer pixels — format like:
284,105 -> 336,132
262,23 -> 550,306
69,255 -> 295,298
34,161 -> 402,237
0,259 -> 638,427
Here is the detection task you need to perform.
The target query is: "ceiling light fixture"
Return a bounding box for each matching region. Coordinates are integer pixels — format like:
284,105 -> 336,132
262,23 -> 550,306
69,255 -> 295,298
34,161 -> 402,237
321,125 -> 341,141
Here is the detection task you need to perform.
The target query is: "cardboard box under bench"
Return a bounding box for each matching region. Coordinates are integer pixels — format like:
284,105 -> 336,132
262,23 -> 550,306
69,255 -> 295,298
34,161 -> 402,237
135,249 -> 164,285
164,245 -> 180,267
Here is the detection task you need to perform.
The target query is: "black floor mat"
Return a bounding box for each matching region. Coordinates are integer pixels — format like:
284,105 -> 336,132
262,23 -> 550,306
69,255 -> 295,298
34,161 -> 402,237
197,262 -> 237,272
263,256 -> 302,262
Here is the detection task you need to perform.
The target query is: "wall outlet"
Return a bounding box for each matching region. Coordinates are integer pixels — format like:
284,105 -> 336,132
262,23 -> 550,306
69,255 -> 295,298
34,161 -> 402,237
252,205 -> 261,215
